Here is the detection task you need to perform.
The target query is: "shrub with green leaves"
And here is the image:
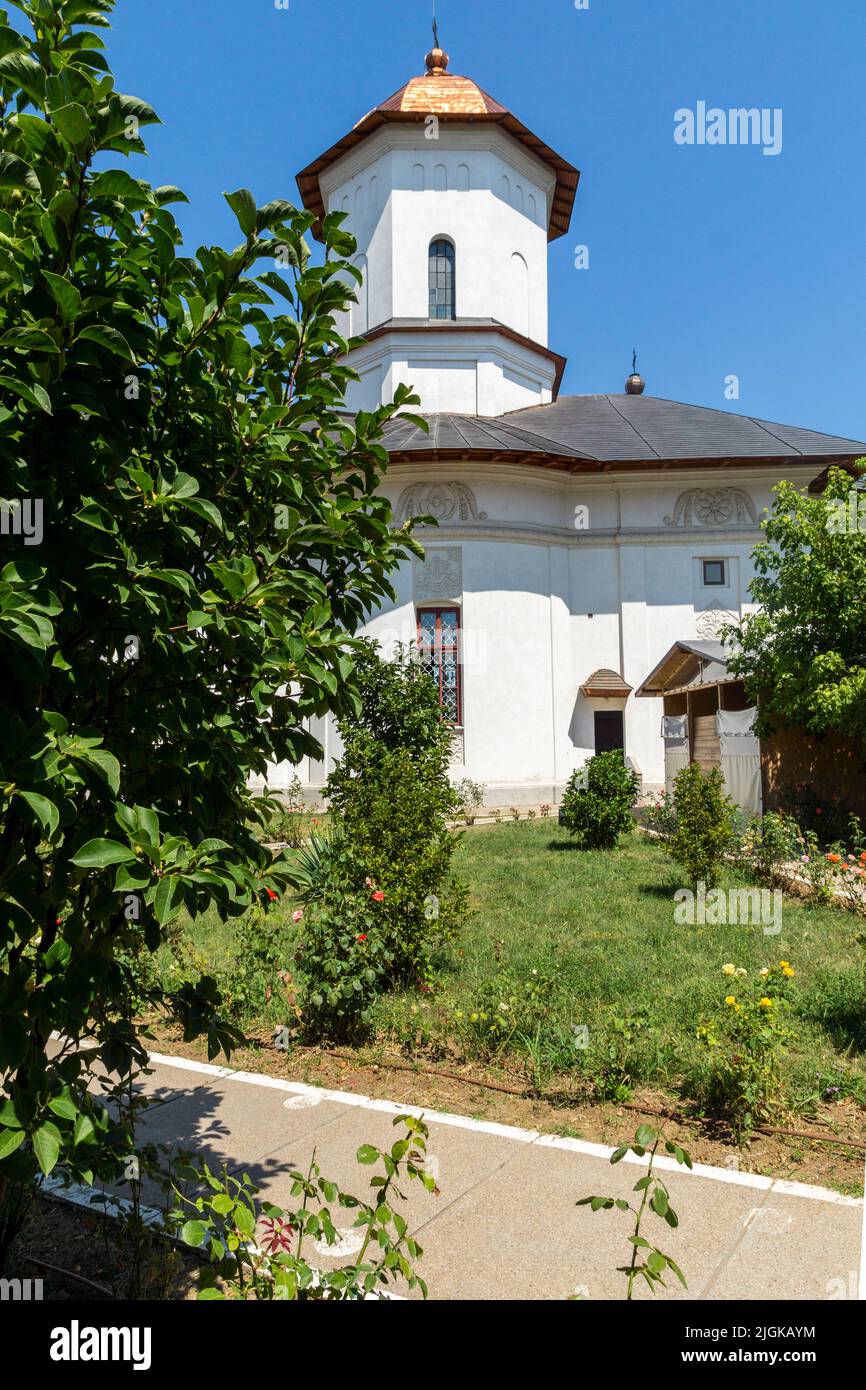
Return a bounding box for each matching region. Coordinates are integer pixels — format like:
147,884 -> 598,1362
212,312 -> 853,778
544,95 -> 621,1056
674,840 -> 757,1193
292,843 -> 395,1044
454,778 -> 486,825
690,962 -> 795,1137
668,763 -> 737,889
325,642 -> 467,984
642,789 -> 677,839
734,811 -> 799,887
217,909 -> 289,1025
0,0 -> 422,1207
452,966 -> 556,1061
560,751 -> 639,850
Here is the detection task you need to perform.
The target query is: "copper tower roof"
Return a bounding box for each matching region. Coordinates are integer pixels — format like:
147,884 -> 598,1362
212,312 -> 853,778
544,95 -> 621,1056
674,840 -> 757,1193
296,46 -> 579,242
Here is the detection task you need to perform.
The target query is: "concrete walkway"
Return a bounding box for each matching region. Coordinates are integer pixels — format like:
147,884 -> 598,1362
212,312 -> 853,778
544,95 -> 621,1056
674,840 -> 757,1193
115,1051 -> 864,1301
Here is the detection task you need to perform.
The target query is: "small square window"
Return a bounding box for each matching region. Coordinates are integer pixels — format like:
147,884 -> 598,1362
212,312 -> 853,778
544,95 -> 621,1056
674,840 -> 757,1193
702,560 -> 726,587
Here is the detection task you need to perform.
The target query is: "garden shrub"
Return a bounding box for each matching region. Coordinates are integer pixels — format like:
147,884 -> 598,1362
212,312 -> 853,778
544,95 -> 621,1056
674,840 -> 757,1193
292,841 -> 394,1043
262,776 -> 309,849
689,961 -> 795,1136
643,789 -> 677,839
454,778 -> 486,825
668,763 -> 737,889
560,751 -> 640,850
324,643 -> 467,985
735,811 -> 799,887
588,1008 -> 654,1103
217,910 -> 290,1025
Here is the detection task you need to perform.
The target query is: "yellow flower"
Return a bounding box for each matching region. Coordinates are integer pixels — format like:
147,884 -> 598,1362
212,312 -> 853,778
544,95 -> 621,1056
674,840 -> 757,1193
759,996 -> 773,1009
722,963 -> 736,976
725,995 -> 737,1007
779,960 -> 791,969
782,965 -> 795,977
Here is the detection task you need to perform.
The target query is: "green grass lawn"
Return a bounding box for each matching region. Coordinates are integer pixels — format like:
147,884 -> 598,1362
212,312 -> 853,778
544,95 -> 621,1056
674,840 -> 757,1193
158,822 -> 866,1116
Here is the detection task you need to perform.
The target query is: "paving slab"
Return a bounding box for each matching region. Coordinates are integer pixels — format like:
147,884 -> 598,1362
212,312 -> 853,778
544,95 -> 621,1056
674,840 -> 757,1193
410,1135 -> 780,1301
253,1103 -> 531,1276
73,1052 -> 863,1302
704,1186 -> 862,1302
125,1064 -> 354,1206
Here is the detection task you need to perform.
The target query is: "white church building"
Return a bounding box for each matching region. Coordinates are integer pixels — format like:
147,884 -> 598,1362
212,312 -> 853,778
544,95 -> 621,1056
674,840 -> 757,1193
274,41 -> 866,805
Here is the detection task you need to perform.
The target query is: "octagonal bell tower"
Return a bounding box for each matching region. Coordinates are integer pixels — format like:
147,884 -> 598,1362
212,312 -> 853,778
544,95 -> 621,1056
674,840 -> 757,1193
296,44 -> 579,416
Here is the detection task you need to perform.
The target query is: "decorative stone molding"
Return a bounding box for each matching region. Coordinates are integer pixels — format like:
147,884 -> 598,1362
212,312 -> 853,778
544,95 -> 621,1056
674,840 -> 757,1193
695,607 -> 738,640
664,487 -> 757,528
413,546 -> 463,603
396,481 -> 487,526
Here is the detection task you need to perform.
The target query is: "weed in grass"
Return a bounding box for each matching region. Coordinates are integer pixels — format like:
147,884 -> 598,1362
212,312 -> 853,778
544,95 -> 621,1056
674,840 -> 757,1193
588,1010 -> 654,1104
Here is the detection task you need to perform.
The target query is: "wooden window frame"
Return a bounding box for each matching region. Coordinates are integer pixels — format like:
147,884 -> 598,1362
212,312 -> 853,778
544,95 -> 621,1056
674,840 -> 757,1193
417,605 -> 462,726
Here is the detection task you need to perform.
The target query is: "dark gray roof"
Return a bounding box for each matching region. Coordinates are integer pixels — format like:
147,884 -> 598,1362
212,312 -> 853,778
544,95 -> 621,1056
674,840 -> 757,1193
382,394 -> 866,467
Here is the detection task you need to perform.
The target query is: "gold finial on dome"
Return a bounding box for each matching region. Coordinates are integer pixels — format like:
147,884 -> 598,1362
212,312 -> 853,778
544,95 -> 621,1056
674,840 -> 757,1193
426,13 -> 449,73
425,46 -> 450,73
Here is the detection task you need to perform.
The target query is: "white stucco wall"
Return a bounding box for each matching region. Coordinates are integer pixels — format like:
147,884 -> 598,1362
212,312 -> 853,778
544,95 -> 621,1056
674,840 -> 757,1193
258,464 -> 806,805
321,126 -> 555,416
323,127 -> 551,337
254,102 -> 814,807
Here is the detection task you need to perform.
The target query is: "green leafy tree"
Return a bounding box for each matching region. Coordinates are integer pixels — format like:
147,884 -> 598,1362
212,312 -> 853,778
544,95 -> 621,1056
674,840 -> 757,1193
0,0 -> 421,1205
726,466 -> 866,741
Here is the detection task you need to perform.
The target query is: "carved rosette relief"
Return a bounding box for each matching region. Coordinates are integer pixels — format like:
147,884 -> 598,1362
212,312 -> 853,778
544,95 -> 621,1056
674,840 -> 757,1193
413,547 -> 463,604
695,608 -> 739,640
396,481 -> 487,526
664,487 -> 757,528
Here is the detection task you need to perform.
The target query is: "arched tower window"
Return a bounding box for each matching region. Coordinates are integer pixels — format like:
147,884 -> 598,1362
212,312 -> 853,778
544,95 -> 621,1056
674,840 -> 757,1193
428,238 -> 455,319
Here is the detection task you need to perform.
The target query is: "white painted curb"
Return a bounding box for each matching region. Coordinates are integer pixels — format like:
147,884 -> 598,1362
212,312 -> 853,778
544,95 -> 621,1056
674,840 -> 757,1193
146,1049 -> 863,1208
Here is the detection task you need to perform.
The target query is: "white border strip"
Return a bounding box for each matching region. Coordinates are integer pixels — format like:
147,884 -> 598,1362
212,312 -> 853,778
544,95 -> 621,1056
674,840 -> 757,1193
40,1173 -> 166,1230
146,1050 -> 862,1208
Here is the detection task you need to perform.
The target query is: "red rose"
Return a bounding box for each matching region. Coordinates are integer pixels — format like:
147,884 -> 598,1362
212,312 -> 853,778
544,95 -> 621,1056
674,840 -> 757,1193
357,934 -> 368,942
371,890 -> 385,902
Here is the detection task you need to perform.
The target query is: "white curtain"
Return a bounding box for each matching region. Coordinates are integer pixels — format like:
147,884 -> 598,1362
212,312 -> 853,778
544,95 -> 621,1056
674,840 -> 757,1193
665,748 -> 691,796
716,707 -> 761,815
661,714 -> 688,744
720,755 -> 762,817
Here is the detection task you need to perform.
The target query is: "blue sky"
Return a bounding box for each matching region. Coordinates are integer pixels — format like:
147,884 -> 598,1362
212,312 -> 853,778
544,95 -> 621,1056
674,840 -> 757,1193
100,0 -> 866,441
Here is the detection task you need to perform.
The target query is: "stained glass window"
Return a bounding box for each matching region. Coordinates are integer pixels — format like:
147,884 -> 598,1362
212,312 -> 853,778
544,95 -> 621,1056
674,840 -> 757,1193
428,238 -> 455,319
417,607 -> 461,724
